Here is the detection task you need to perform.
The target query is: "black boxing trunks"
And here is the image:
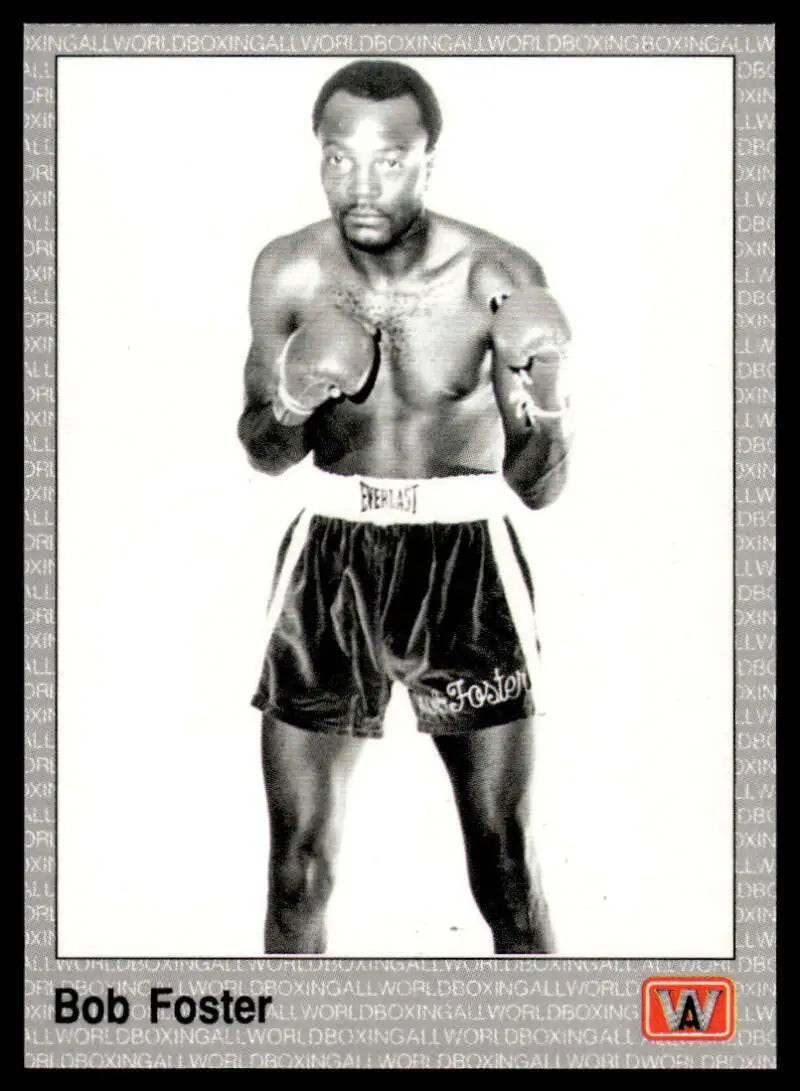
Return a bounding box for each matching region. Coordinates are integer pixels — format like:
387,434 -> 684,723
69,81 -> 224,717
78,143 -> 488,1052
251,466 -> 544,737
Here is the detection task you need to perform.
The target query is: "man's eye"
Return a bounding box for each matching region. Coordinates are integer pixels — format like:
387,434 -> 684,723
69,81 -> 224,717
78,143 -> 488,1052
378,157 -> 401,170
326,154 -> 352,171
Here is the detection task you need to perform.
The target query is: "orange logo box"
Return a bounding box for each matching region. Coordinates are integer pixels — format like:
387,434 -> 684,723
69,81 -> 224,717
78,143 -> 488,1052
642,978 -> 735,1041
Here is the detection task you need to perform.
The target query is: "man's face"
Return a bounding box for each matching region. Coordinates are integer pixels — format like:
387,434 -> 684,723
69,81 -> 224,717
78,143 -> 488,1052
317,90 -> 433,251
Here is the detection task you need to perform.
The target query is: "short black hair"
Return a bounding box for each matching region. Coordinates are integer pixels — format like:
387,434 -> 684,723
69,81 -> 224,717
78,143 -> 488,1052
312,60 -> 442,151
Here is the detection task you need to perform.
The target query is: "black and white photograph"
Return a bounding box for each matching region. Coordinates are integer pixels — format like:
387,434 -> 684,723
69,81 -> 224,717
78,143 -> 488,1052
56,54 -> 734,958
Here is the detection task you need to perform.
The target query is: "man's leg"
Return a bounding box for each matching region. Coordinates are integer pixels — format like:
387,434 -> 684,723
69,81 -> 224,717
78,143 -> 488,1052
261,713 -> 365,953
433,716 -> 554,954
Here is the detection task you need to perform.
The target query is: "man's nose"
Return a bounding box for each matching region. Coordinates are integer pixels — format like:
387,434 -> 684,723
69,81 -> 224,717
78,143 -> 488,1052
350,161 -> 380,201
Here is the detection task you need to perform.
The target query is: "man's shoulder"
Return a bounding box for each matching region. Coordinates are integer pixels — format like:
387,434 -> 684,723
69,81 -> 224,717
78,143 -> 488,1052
430,214 -> 546,303
249,221 -> 342,307
431,214 -> 546,287
253,219 -> 337,278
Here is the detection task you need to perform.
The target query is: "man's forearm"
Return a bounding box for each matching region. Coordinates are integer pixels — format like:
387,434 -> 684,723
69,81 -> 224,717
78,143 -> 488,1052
237,402 -> 309,475
488,285 -> 573,509
502,419 -> 571,509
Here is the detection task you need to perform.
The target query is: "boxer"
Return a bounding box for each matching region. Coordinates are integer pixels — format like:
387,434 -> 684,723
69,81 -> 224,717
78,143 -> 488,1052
238,61 -> 573,954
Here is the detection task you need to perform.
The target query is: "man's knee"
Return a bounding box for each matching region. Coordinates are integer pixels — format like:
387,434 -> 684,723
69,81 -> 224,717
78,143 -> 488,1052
271,828 -> 336,914
464,794 -> 529,857
464,809 -> 528,882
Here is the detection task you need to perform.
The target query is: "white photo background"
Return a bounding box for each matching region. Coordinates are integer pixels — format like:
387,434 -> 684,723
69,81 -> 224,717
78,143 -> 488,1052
58,56 -> 733,956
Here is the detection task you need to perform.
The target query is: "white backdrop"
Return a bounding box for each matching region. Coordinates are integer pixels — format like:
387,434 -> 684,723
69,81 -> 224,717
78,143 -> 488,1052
57,56 -> 733,956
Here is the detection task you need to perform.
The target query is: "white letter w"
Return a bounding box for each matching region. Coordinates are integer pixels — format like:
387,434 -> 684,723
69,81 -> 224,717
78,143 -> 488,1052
655,988 -> 720,1031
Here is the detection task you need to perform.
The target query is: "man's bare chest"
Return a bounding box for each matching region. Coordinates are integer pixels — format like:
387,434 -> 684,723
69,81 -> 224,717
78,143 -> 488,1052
305,264 -> 494,406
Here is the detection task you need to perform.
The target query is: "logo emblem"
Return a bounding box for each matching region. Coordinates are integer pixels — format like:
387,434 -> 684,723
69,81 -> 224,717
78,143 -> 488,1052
642,978 -> 735,1041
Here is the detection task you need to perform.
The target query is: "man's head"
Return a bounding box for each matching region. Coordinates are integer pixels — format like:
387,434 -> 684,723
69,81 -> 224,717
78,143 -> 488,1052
312,61 -> 442,251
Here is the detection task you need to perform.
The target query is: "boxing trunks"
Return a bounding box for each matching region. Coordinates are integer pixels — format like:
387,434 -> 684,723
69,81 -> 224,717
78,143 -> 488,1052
251,465 -> 544,737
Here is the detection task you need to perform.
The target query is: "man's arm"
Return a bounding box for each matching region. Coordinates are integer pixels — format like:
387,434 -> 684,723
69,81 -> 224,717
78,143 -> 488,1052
237,240 -> 310,475
487,255 -> 574,510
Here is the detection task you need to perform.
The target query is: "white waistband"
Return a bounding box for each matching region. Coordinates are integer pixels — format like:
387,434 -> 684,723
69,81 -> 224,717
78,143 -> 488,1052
301,465 -> 510,524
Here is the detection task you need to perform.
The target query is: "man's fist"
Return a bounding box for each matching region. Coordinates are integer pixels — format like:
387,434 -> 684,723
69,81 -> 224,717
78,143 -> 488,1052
491,286 -> 571,424
273,308 -> 378,424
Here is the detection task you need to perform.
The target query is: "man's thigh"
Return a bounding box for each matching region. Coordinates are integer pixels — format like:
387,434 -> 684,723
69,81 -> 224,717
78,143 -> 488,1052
261,713 -> 365,837
432,717 -> 534,823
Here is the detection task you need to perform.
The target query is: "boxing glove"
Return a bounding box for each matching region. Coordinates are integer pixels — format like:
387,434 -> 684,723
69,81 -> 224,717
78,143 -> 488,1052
273,308 -> 377,424
491,286 -> 571,421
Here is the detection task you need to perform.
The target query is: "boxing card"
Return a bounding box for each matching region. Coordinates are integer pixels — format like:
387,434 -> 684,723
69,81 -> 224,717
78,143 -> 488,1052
24,22 -> 776,1071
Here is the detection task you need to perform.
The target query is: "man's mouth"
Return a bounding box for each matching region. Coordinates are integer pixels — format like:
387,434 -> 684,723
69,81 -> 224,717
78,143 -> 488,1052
345,210 -> 386,224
